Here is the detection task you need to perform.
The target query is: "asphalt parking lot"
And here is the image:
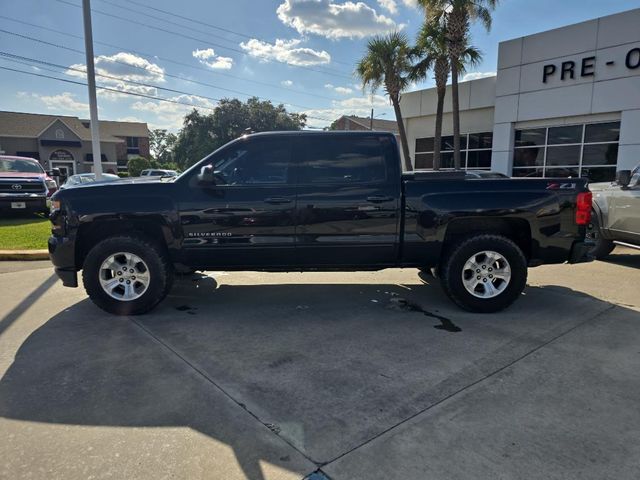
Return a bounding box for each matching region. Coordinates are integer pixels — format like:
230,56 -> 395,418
1,249 -> 639,480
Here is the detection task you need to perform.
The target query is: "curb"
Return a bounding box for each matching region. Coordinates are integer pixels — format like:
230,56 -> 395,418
0,250 -> 50,261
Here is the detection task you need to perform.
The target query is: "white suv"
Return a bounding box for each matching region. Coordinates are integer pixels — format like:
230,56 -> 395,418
140,169 -> 178,177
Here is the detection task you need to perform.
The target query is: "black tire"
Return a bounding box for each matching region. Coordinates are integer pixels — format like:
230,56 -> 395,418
587,211 -> 615,260
82,235 -> 173,315
440,234 -> 528,313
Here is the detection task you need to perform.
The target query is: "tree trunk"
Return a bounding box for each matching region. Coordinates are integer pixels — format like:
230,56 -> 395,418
434,85 -> 446,170
392,97 -> 412,172
450,60 -> 461,170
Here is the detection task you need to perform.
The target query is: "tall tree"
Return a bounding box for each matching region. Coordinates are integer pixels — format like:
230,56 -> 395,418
356,32 -> 413,172
419,0 -> 497,170
411,21 -> 481,170
172,98 -> 306,168
149,128 -> 178,164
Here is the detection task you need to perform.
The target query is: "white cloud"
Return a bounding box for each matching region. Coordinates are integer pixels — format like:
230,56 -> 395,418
281,79 -> 294,86
131,94 -> 216,130
192,48 -> 234,70
377,0 -> 397,15
401,0 -> 418,7
18,91 -> 90,114
240,38 -> 331,66
462,71 -> 496,81
66,52 -> 164,100
276,0 -> 399,39
324,83 -> 353,94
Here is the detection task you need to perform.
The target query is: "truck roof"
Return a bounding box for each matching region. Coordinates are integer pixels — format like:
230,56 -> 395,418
242,130 -> 397,138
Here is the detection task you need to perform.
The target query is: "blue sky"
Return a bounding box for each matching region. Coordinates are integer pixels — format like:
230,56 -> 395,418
1,0 -> 638,130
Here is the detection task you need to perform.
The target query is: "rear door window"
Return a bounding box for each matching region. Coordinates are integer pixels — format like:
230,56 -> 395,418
299,136 -> 387,185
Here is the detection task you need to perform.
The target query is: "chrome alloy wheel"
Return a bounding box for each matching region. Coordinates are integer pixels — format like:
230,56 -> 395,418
99,252 -> 150,301
461,250 -> 512,299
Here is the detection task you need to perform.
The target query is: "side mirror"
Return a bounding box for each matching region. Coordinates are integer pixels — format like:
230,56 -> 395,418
48,168 -> 62,177
197,165 -> 215,184
616,170 -> 631,188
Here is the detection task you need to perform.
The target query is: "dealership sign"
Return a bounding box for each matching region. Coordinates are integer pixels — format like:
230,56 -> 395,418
49,149 -> 74,161
543,47 -> 640,83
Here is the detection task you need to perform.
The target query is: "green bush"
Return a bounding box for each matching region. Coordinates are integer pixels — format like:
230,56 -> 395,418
127,156 -> 151,177
117,172 -> 129,178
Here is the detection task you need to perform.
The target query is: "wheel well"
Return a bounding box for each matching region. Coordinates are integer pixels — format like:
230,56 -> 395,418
75,219 -> 169,268
443,217 -> 532,260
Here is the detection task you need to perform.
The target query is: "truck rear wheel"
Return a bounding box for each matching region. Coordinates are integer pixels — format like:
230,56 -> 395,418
586,211 -> 615,260
440,234 -> 527,313
82,235 -> 173,315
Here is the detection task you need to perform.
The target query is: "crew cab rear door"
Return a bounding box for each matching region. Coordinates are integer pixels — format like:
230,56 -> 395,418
293,134 -> 400,267
177,136 -> 297,268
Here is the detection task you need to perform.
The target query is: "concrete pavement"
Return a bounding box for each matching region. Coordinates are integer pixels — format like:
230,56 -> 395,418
0,249 -> 639,479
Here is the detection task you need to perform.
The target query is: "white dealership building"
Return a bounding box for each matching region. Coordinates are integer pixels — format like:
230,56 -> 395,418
400,7 -> 640,181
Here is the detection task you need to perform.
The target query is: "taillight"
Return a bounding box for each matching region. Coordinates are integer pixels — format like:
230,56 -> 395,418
575,192 -> 592,225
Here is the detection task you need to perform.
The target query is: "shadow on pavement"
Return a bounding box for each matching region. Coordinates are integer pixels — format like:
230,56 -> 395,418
602,249 -> 640,269
0,274 -> 637,478
0,273 -> 57,336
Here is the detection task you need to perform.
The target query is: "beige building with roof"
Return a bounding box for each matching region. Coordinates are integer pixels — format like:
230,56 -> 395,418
0,111 -> 149,176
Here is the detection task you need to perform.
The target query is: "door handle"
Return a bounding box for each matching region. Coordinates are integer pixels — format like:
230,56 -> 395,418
366,195 -> 393,203
264,197 -> 292,204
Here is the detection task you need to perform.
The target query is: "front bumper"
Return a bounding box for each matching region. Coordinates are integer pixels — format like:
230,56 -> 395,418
568,241 -> 593,264
0,195 -> 47,213
48,235 -> 78,287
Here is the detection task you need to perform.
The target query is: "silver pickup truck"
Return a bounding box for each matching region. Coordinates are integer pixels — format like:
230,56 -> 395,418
588,164 -> 640,259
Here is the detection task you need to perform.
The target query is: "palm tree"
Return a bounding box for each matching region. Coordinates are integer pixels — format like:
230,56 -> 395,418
411,22 -> 481,170
356,32 -> 413,172
418,0 -> 498,170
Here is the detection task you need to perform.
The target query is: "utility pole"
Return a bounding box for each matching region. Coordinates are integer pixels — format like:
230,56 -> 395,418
370,108 -> 374,130
82,0 -> 103,179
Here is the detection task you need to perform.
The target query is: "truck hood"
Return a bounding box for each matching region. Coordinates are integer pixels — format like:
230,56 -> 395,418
0,172 -> 47,179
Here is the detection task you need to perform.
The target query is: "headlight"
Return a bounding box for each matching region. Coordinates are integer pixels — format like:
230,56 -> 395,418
51,199 -> 62,211
45,179 -> 57,190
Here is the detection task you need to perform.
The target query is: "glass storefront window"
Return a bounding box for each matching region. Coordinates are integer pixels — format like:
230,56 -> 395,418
415,138 -> 434,152
584,122 -> 620,143
467,150 -> 492,168
582,144 -> 618,166
514,147 -> 543,167
415,153 -> 433,169
513,121 -> 620,181
545,145 -> 581,166
515,128 -> 546,147
547,125 -> 582,145
415,132 -> 493,171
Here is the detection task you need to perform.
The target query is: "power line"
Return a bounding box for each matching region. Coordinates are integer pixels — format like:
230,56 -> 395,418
0,64 -> 220,110
0,14 -> 340,102
0,54 -> 334,123
0,51 -> 334,122
0,30 -> 335,120
54,0 -> 353,80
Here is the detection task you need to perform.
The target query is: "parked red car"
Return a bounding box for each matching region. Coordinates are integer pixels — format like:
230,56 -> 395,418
0,155 -> 59,216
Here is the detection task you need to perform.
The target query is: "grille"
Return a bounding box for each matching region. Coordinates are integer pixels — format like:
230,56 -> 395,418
0,180 -> 46,193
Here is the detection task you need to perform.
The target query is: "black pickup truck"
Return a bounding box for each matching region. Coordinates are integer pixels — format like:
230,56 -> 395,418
49,131 -> 592,315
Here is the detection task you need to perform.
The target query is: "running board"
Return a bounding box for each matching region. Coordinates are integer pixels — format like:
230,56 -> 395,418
614,241 -> 640,251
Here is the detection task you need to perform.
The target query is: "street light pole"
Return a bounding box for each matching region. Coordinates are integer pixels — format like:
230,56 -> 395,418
370,108 -> 374,130
82,0 -> 103,179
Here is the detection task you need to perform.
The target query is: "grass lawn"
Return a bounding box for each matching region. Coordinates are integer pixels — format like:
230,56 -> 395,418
0,216 -> 51,250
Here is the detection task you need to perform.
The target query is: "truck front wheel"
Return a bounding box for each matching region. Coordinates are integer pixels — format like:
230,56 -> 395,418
440,234 -> 527,313
82,235 -> 173,315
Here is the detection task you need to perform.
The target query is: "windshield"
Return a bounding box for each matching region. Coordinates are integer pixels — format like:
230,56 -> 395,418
0,158 -> 44,174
